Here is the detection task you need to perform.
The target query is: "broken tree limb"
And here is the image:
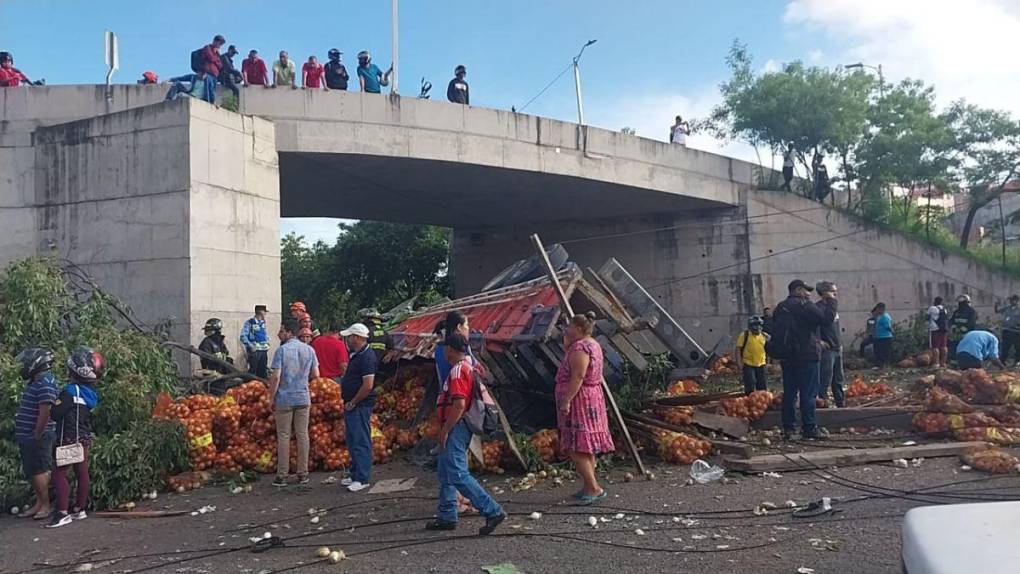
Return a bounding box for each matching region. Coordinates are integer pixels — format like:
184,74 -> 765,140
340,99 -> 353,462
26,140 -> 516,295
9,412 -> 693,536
647,390 -> 745,408
530,233 -> 649,479
163,341 -> 267,384
721,441 -> 987,473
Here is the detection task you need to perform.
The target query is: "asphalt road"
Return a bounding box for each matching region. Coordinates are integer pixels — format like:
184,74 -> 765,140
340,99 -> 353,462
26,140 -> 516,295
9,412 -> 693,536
3,447 -> 1018,574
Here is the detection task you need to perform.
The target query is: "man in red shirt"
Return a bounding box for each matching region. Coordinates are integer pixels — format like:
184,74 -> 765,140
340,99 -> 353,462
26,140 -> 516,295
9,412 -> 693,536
242,50 -> 269,87
311,324 -> 349,380
302,56 -> 325,90
0,52 -> 33,87
202,35 -> 225,78
426,333 -> 505,534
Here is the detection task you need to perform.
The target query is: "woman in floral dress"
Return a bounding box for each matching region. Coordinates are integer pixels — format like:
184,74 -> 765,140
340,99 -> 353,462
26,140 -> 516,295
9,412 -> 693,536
555,312 -> 615,504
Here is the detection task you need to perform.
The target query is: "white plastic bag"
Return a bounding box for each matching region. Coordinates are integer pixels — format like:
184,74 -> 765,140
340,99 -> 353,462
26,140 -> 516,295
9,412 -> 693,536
689,459 -> 725,484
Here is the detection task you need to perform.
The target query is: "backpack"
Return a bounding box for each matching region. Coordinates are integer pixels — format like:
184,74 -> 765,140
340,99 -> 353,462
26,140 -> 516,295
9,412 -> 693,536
935,306 -> 949,332
764,304 -> 796,361
461,364 -> 501,436
190,48 -> 205,73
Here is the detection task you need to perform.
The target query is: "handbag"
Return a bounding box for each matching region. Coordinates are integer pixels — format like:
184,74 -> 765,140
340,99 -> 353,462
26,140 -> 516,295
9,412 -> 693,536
55,386 -> 85,467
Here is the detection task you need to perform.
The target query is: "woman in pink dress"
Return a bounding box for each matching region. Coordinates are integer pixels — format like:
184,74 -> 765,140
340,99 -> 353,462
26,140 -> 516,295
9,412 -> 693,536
555,312 -> 615,504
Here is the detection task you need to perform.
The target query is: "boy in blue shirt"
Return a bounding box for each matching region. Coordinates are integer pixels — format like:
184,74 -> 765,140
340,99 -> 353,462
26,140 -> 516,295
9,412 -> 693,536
14,348 -> 59,520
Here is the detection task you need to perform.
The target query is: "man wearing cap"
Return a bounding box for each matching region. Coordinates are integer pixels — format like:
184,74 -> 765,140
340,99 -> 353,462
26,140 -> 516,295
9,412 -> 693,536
338,322 -> 378,492
218,44 -> 242,99
240,305 -> 271,378
771,279 -> 836,440
447,65 -> 469,104
815,281 -> 845,407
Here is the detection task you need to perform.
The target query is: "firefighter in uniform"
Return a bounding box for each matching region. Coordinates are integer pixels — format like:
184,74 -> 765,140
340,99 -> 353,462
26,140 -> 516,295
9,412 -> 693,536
359,308 -> 390,362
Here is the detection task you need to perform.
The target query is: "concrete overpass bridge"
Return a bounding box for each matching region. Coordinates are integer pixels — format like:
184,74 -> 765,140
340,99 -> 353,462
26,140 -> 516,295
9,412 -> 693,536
2,85 -> 1015,366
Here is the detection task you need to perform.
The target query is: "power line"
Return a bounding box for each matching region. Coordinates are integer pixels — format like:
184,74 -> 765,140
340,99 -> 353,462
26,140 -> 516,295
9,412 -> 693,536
516,62 -> 573,113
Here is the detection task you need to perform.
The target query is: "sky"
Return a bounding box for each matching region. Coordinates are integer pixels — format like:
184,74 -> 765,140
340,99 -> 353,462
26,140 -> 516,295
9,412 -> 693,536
3,0 -> 1019,244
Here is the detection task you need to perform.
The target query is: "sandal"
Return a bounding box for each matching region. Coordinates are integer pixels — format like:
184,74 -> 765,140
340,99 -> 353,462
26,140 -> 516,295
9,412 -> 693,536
577,490 -> 608,505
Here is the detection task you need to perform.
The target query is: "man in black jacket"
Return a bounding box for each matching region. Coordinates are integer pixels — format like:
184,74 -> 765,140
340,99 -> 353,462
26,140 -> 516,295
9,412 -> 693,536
218,45 -> 242,98
447,65 -> 469,105
816,281 -> 845,407
771,279 -> 837,440
324,49 -> 349,91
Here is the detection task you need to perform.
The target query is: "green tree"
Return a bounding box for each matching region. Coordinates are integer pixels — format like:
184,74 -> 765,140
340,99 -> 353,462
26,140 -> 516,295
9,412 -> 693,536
280,222 -> 451,328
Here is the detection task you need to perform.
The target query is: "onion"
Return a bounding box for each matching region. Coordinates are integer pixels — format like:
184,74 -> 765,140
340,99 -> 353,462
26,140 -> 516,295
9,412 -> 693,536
316,546 -> 331,558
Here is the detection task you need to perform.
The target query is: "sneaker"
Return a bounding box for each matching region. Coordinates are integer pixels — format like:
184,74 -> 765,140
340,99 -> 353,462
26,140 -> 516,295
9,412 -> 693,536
479,512 -> 506,536
272,475 -> 288,488
802,428 -> 829,441
347,481 -> 370,492
296,474 -> 310,485
340,477 -> 354,487
425,519 -> 457,531
781,429 -> 797,441
45,512 -> 73,529
70,510 -> 87,521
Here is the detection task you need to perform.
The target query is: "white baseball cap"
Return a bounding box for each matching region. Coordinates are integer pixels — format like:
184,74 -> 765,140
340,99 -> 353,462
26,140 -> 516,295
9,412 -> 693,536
340,323 -> 370,338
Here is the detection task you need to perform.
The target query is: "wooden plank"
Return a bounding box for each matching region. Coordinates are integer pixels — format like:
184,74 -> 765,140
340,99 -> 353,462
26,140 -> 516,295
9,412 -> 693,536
722,441 -> 987,473
531,233 -> 649,479
623,412 -> 754,459
648,391 -> 744,407
752,406 -> 922,432
691,411 -> 750,439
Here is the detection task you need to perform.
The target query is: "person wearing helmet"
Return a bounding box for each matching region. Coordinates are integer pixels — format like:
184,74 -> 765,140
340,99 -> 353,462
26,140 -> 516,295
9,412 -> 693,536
298,327 -> 315,344
359,308 -> 390,362
735,316 -> 769,395
137,71 -> 159,85
447,65 -> 469,105
289,301 -> 307,319
949,294 -> 978,361
356,51 -> 391,94
13,348 -> 58,520
324,49 -> 349,90
0,51 -> 34,87
46,347 -> 104,528
199,318 -> 233,375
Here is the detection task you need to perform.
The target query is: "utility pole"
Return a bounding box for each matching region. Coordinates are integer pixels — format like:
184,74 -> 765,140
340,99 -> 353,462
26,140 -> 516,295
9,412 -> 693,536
572,39 -> 597,125
391,0 -> 399,94
104,30 -> 119,105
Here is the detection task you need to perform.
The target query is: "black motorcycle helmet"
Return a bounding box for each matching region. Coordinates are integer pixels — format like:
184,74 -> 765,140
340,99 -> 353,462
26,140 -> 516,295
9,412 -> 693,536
328,48 -> 341,61
67,346 -> 105,383
16,347 -> 54,380
203,317 -> 224,334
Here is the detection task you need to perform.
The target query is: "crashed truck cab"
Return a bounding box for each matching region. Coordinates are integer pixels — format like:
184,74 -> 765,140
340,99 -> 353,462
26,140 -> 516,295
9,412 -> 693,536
383,247 -> 714,431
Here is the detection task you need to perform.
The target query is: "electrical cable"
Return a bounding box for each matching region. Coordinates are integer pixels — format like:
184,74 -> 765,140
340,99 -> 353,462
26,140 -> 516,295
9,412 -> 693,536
516,62 -> 574,113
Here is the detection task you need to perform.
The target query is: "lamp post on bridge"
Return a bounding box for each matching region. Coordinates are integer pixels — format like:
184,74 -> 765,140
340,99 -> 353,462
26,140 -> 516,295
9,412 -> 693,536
845,62 -> 884,99
573,39 -> 597,126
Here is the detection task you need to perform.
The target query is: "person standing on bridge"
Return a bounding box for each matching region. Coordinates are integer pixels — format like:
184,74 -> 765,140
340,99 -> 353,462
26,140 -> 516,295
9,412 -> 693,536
782,144 -> 795,192
357,51 -> 390,94
199,35 -> 225,81
447,65 -> 469,104
242,50 -> 269,87
0,52 -> 36,87
273,51 -> 297,89
302,55 -> 325,90
241,305 -> 271,378
669,115 -> 690,147
324,49 -> 349,91
218,45 -> 242,99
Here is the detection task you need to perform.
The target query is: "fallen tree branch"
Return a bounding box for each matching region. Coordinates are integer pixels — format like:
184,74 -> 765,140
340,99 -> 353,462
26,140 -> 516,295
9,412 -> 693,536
163,341 -> 267,384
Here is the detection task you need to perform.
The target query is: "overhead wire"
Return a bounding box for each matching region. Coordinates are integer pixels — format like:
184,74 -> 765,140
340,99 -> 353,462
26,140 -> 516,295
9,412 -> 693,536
516,62 -> 574,113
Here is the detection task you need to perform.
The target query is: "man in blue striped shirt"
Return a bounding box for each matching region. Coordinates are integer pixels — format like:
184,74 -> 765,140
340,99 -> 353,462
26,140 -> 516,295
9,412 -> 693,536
241,305 -> 271,378
14,348 -> 59,519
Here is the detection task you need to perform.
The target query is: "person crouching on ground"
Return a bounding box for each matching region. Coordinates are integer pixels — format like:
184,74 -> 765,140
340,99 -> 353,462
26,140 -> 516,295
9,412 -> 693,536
955,330 -> 1005,371
556,312 -> 616,504
47,347 -> 104,528
14,348 -> 58,520
426,333 -> 506,534
268,318 -> 320,487
736,315 -> 769,395
339,322 -> 378,492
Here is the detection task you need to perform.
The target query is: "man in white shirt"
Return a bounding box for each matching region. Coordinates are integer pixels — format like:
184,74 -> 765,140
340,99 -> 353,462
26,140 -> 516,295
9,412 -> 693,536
926,296 -> 949,369
670,116 -> 689,147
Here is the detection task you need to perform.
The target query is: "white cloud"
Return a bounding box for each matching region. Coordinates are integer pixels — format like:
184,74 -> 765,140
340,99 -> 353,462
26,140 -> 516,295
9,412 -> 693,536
785,0 -> 1020,115
280,218 -> 350,245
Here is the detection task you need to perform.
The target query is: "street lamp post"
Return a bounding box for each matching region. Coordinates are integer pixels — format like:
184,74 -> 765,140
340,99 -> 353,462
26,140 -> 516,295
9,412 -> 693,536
572,39 -> 597,125
845,62 -> 884,98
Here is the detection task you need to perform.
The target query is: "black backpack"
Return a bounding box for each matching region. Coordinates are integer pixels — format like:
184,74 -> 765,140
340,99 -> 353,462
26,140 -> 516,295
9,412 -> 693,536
764,303 -> 796,361
190,48 -> 205,73
935,306 -> 949,332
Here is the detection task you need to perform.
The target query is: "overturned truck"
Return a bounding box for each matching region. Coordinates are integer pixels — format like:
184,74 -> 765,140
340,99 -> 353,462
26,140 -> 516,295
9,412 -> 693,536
385,251 -> 714,433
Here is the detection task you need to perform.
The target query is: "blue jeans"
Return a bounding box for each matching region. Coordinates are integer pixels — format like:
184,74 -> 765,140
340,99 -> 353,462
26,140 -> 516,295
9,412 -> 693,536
344,405 -> 373,483
437,421 -> 503,523
781,361 -> 819,432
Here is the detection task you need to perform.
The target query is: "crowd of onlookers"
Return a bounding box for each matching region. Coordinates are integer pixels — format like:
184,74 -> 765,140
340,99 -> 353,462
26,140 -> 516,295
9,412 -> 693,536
733,281 -> 1019,440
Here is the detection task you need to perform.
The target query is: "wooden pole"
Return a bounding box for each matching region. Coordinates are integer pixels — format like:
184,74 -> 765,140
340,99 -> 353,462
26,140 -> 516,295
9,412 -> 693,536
163,341 -> 267,384
529,233 -> 649,477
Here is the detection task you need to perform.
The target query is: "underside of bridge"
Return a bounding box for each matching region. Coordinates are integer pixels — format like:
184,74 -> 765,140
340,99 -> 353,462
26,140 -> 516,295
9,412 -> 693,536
279,152 -> 727,226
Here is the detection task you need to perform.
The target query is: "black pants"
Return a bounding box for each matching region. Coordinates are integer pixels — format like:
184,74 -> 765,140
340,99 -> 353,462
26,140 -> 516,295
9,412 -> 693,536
1002,330 -> 1020,365
957,352 -> 983,370
742,365 -> 767,394
874,338 -> 893,366
858,335 -> 873,357
247,350 -> 268,378
782,166 -> 793,191
219,72 -> 240,98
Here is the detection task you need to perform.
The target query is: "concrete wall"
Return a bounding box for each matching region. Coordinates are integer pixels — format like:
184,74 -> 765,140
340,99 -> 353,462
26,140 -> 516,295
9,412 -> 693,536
23,96 -> 280,369
454,190 -> 1020,349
